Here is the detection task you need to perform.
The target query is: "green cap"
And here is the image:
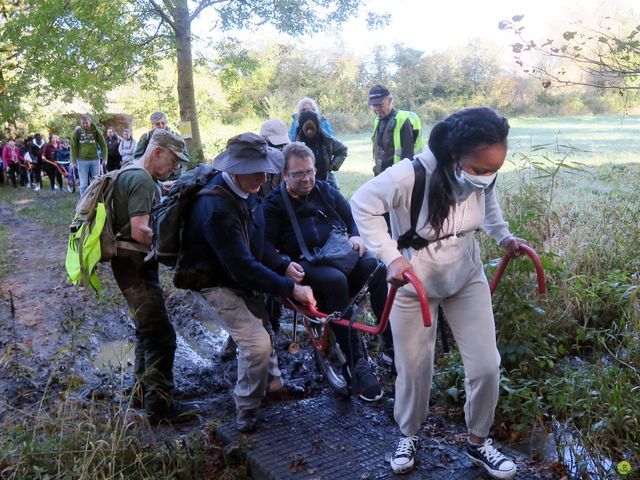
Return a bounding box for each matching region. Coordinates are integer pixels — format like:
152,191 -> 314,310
151,129 -> 189,163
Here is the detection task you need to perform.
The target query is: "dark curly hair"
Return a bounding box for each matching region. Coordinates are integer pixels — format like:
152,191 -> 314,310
426,107 -> 510,237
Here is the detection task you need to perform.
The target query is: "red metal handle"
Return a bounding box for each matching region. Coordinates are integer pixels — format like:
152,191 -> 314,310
295,270 -> 432,334
489,244 -> 547,295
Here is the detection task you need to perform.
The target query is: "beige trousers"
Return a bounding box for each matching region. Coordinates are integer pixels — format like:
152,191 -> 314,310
199,287 -> 281,411
391,234 -> 501,437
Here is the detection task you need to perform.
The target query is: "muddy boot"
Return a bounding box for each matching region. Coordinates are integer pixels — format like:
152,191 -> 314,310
221,336 -> 237,360
236,408 -> 258,433
148,400 -> 201,426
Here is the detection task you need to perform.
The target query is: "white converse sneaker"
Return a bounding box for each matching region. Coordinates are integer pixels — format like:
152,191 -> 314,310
390,435 -> 418,474
466,438 -> 517,479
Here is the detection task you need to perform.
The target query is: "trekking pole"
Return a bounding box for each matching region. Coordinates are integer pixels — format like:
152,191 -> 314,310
489,244 -> 547,295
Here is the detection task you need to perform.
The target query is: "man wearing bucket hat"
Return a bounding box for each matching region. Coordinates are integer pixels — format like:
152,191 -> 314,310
180,132 -> 316,433
110,129 -> 194,425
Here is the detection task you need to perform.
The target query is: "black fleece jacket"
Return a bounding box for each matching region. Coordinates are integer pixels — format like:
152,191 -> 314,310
180,174 -> 293,298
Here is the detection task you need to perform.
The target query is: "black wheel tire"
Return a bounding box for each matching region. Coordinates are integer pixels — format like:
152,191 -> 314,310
309,323 -> 350,397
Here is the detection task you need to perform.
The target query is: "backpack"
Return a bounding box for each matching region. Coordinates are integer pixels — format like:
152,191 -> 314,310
149,163 -> 220,268
65,165 -> 148,290
396,159 -> 497,250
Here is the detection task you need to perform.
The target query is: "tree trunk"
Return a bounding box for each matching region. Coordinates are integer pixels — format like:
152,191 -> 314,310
174,0 -> 203,162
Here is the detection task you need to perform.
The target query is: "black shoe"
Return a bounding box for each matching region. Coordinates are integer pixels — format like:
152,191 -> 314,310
346,358 -> 383,402
148,401 -> 200,426
466,439 -> 517,479
265,382 -> 307,401
236,408 -> 258,433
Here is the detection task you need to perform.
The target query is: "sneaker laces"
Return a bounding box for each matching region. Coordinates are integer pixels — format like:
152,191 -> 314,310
476,439 -> 506,464
395,436 -> 417,458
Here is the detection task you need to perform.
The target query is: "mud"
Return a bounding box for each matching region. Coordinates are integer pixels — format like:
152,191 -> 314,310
0,193 -> 332,419
0,191 -> 550,479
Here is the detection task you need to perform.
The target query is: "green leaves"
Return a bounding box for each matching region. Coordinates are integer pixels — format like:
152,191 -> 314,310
1,0 -> 156,122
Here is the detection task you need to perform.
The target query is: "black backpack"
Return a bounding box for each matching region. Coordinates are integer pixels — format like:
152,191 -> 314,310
150,164 -> 220,267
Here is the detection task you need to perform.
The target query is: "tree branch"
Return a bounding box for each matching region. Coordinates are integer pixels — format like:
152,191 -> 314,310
189,0 -> 220,22
147,0 -> 176,29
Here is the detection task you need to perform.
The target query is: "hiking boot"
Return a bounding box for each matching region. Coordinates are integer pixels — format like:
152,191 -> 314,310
265,382 -> 307,401
147,401 -> 200,426
346,358 -> 383,402
236,408 -> 258,433
391,435 -> 418,474
466,438 -> 517,479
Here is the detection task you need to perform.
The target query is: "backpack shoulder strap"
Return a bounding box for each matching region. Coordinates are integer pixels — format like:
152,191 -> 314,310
396,158 -> 427,250
409,159 -> 426,232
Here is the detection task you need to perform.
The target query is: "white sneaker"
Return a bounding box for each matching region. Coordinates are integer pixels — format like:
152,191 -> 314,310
390,435 -> 418,474
466,439 -> 517,479
34,185 -> 41,191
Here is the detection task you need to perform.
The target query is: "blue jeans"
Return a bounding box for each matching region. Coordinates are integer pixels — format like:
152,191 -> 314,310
77,159 -> 101,196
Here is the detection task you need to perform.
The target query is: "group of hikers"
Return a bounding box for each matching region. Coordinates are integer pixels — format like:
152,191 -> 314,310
0,133 -> 72,191
14,84 -> 525,478
0,115 -> 140,194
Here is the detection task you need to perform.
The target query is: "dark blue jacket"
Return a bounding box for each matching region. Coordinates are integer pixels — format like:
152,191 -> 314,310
263,180 -> 359,262
180,174 -> 293,298
56,147 -> 71,164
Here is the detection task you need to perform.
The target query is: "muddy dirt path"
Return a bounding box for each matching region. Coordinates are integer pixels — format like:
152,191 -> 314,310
0,194 -> 325,419
0,198 -> 108,406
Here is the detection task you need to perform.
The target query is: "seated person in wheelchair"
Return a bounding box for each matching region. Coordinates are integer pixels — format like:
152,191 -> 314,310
263,141 -> 390,402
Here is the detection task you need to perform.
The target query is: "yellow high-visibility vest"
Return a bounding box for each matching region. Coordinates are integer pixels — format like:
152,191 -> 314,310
372,110 -> 424,164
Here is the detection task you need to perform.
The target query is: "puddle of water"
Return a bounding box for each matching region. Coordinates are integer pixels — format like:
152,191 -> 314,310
175,335 -> 215,369
94,339 -> 135,370
510,423 -> 614,479
199,319 -> 229,352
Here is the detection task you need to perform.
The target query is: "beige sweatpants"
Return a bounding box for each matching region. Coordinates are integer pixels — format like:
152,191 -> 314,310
199,287 -> 281,412
391,234 -> 501,437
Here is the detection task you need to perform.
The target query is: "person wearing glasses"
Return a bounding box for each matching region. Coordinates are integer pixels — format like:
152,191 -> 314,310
263,142 -> 389,403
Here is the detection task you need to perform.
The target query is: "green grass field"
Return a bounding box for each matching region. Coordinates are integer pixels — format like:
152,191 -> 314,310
335,114 -> 640,197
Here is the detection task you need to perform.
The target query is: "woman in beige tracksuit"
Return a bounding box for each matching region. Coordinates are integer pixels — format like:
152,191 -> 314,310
350,107 -> 523,479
